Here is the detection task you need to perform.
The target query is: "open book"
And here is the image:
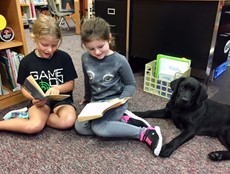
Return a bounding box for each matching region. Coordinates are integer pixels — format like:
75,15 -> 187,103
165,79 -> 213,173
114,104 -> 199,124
78,97 -> 130,122
23,75 -> 70,101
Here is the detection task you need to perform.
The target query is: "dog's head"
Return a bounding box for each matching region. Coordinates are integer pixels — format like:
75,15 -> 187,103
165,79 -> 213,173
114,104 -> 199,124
169,77 -> 208,109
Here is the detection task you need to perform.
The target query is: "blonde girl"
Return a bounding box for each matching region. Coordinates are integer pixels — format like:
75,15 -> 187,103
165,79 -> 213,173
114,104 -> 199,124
1,14 -> 78,134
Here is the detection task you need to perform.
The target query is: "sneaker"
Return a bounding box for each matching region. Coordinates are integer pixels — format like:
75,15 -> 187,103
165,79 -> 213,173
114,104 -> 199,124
3,107 -> 29,120
121,110 -> 151,128
140,126 -> 163,156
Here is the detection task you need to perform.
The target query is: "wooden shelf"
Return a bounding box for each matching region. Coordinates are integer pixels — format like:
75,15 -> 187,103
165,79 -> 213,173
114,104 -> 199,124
0,40 -> 23,50
0,0 -> 28,109
0,91 -> 27,110
20,4 -> 29,7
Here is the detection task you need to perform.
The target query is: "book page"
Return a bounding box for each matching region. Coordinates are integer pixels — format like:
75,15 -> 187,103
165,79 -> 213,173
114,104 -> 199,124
159,58 -> 190,74
45,94 -> 70,101
79,101 -> 114,118
78,97 -> 130,122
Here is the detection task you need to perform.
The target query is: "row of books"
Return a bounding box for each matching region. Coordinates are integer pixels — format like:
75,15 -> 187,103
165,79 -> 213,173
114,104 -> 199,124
0,49 -> 24,94
22,7 -> 49,26
30,1 -> 49,19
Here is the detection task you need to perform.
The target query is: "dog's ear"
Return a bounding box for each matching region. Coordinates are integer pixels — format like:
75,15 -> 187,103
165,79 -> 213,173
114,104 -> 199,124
196,84 -> 208,105
169,77 -> 185,102
170,77 -> 185,92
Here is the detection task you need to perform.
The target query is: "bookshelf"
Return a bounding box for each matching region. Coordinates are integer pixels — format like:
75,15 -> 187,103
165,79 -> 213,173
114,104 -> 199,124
20,0 -> 48,26
20,0 -> 32,26
0,0 -> 28,109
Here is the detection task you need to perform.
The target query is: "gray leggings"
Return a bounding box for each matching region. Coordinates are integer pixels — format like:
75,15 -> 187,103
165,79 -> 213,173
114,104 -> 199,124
75,103 -> 145,139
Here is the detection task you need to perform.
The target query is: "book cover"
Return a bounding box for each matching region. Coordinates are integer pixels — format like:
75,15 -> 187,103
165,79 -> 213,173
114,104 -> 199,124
77,97 -> 130,122
0,54 -> 16,89
0,74 -> 2,95
155,54 -> 191,79
5,49 -> 18,87
23,75 -> 70,101
2,87 -> 10,95
0,62 -> 11,89
10,51 -> 21,82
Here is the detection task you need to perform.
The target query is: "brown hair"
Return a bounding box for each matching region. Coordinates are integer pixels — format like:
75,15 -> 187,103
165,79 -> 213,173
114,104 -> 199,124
80,17 -> 115,50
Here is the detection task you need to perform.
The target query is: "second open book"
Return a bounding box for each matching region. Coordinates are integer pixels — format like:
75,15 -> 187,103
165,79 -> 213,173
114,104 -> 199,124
77,97 -> 130,122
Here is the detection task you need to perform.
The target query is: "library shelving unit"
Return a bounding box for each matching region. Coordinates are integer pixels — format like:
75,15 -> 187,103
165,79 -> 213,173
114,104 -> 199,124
0,0 -> 28,110
20,0 -> 48,26
20,0 -> 32,26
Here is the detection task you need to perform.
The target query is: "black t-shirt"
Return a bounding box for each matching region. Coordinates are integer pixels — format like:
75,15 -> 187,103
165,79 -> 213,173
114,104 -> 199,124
17,49 -> 77,96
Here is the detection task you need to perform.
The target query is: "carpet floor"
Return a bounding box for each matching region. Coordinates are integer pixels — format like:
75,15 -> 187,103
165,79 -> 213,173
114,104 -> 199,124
0,29 -> 229,174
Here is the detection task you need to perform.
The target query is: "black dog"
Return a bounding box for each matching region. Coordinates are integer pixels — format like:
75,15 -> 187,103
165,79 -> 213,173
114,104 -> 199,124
134,77 -> 230,161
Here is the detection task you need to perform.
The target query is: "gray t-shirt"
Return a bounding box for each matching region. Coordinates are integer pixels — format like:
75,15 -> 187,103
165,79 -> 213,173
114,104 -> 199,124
81,52 -> 136,101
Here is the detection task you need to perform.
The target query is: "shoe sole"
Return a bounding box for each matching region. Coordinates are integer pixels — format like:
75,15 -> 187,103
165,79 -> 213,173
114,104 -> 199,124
124,110 -> 151,127
153,126 -> 163,156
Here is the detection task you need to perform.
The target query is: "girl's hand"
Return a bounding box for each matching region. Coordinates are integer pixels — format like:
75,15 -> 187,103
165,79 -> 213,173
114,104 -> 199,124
45,86 -> 60,95
32,99 -> 47,107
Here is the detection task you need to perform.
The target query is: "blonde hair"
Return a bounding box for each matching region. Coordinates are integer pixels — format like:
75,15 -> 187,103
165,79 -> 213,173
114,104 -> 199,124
80,17 -> 115,50
31,14 -> 62,42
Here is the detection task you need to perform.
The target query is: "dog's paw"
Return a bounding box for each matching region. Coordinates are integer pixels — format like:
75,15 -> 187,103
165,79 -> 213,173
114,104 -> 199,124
159,144 -> 174,158
208,152 -> 223,161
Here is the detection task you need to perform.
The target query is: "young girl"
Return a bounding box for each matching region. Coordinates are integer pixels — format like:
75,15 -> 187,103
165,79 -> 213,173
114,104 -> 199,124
0,14 -> 78,134
75,17 -> 162,156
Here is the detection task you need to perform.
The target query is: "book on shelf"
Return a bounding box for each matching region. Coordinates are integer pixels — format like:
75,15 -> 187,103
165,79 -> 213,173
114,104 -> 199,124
0,74 -> 2,95
0,53 -> 16,90
0,61 -> 11,90
0,49 -> 23,92
10,51 -> 24,85
5,49 -> 18,87
30,2 -> 36,18
2,87 -> 10,95
0,74 -> 10,96
77,97 -> 130,122
23,75 -> 70,101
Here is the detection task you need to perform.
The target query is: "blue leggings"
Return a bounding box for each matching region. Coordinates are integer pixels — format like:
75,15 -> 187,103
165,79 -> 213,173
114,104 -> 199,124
75,103 -> 145,139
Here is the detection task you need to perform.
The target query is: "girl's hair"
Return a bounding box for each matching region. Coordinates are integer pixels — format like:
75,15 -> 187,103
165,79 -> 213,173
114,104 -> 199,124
31,14 -> 62,42
80,17 -> 115,50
